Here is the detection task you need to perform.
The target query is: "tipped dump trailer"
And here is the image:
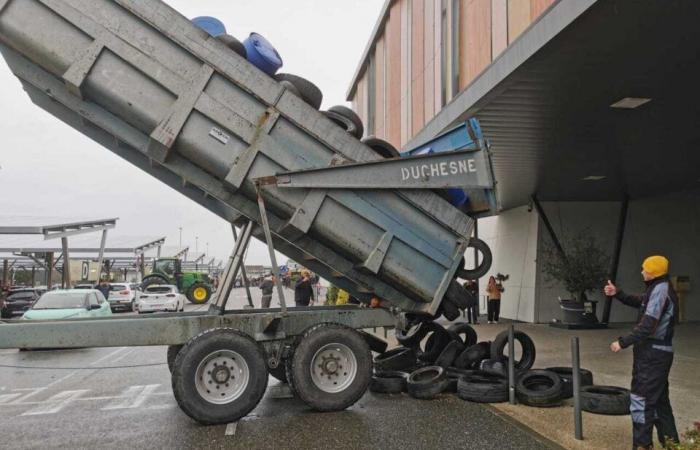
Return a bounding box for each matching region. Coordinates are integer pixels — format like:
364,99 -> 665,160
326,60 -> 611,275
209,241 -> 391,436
0,0 -> 496,424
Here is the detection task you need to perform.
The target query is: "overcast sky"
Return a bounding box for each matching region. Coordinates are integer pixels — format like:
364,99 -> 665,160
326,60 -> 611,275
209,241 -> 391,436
0,0 -> 383,265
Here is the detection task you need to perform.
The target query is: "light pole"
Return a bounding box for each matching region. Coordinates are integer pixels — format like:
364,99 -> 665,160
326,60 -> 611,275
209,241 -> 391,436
206,242 -> 209,257
195,236 -> 199,254
178,227 -> 182,248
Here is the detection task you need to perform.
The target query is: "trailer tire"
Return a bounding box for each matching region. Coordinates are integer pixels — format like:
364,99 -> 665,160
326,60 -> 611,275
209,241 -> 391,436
447,322 -> 478,347
516,370 -> 563,407
457,372 -> 508,403
167,345 -> 183,373
287,323 -> 372,412
369,371 -> 408,394
374,347 -> 417,372
171,328 -> 268,425
435,340 -> 465,369
407,366 -> 448,400
186,283 -> 212,305
418,322 -> 452,363
491,330 -> 536,371
362,136 -> 400,159
457,238 -> 493,280
274,73 -> 323,109
545,366 -> 593,399
454,341 -> 491,369
580,385 -> 630,415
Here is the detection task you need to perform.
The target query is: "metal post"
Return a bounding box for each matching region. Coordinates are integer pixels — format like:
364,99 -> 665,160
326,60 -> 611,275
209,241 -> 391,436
531,195 -> 567,262
232,224 -> 254,308
31,267 -> 36,287
572,336 -> 583,440
157,245 -> 162,259
61,237 -> 71,288
508,324 -> 516,404
96,229 -> 108,281
256,186 -> 287,315
211,221 -> 254,313
139,255 -> 145,282
1,259 -> 7,288
46,253 -> 54,287
602,196 -> 628,324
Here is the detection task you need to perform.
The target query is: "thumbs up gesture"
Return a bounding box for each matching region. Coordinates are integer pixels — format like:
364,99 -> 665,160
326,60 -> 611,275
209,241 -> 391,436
604,280 -> 617,297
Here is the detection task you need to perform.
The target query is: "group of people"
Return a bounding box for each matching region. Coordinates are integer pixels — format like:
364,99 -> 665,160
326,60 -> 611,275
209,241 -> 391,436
462,275 -> 504,325
258,269 -> 316,308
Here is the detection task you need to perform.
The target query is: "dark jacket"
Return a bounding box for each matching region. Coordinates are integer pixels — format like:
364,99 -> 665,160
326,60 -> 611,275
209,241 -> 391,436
615,275 -> 677,349
95,283 -> 111,299
259,279 -> 274,296
294,279 -> 314,306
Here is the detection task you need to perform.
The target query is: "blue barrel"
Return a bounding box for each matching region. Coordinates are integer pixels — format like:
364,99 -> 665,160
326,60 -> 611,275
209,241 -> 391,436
243,33 -> 283,76
191,16 -> 226,37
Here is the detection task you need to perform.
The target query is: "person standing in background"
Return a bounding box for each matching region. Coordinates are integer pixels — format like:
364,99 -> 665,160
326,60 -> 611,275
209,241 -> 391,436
294,270 -> 314,307
486,276 -> 503,324
259,275 -> 275,308
463,280 -> 479,324
95,278 -> 111,300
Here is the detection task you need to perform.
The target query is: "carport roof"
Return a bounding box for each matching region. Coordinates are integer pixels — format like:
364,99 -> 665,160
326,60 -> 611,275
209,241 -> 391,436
0,216 -> 118,237
407,0 -> 700,210
0,234 -> 165,254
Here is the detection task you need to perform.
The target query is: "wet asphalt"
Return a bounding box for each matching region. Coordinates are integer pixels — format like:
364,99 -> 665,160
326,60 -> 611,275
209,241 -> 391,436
0,289 -> 558,450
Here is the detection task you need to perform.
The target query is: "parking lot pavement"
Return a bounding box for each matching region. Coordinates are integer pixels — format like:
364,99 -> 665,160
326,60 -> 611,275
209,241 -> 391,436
0,290 -> 558,450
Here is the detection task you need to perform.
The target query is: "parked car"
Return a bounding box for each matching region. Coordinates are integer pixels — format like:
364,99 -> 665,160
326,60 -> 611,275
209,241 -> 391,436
1,288 -> 43,319
73,283 -> 95,290
22,289 -> 112,320
136,285 -> 185,313
107,283 -> 139,313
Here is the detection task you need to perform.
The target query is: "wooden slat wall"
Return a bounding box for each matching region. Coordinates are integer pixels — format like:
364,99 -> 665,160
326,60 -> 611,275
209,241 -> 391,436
507,0 -> 531,44
531,0 -> 554,19
386,0 -> 402,147
411,0 -> 425,134
423,0 -> 435,124
461,0 -> 492,90
375,35 -> 386,139
491,0 -> 508,58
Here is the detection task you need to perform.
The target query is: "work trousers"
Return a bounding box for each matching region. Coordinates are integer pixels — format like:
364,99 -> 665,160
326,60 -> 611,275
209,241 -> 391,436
630,342 -> 678,449
261,294 -> 272,308
487,299 -> 501,322
466,305 -> 479,323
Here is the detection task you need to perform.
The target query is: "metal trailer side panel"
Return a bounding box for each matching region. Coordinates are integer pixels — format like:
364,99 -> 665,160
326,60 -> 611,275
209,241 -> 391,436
0,0 -> 474,315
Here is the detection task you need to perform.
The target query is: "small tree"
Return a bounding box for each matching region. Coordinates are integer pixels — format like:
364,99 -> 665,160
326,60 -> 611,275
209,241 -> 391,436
540,229 -> 610,303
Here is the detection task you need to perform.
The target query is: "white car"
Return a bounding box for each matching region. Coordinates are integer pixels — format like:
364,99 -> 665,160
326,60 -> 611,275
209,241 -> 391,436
136,285 -> 185,313
107,283 -> 140,313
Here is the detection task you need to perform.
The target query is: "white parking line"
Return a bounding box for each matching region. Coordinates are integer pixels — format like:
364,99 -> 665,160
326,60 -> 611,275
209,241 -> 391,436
21,390 -> 89,416
0,393 -> 24,404
225,422 -> 237,436
102,384 -> 160,410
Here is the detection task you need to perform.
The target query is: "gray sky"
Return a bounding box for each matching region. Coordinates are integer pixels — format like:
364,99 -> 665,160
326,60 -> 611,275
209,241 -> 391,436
0,0 -> 382,265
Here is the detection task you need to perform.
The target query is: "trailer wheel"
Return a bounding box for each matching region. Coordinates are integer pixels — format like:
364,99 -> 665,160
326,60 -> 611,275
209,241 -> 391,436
167,345 -> 183,373
287,323 -> 372,412
171,328 -> 268,425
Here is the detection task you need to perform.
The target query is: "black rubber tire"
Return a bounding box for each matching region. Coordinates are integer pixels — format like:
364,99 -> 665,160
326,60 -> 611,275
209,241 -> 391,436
435,340 -> 465,369
324,110 -> 363,140
395,322 -> 429,349
279,80 -> 301,98
438,299 -> 461,321
545,366 -> 594,399
287,323 -> 372,412
454,341 -> 491,369
374,347 -> 417,372
186,283 -> 212,305
141,275 -> 169,291
580,385 -> 630,415
370,371 -> 408,394
407,366 -> 448,400
491,330 -> 536,371
359,331 -> 389,354
478,357 -> 509,379
361,136 -> 400,159
447,323 -> 478,347
171,328 -> 268,425
274,73 -> 323,110
457,372 -> 509,403
516,370 -> 563,407
216,34 -> 247,58
446,367 -> 476,393
167,345 -> 183,374
458,238 -> 493,280
328,105 -> 364,139
418,322 -> 452,363
444,280 -> 470,310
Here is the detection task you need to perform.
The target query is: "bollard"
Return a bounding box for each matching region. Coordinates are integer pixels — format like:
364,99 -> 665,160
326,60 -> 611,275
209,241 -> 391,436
572,336 -> 583,440
508,324 -> 516,404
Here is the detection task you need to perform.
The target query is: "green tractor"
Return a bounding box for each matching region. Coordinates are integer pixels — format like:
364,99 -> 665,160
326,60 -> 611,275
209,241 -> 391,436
141,258 -> 213,304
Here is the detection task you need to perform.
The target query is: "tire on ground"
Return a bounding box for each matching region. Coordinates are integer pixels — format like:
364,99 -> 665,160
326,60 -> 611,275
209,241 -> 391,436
580,385 -> 630,415
358,330 -> 389,354
361,136 -> 400,159
369,371 -> 408,394
454,341 -> 491,369
287,323 -> 372,412
274,73 -> 323,110
447,322 -> 478,347
545,366 -> 594,399
491,330 -> 536,371
457,372 -> 508,403
458,238 -> 493,280
186,283 -> 212,305
435,340 -> 465,369
374,347 -> 417,372
516,370 -> 563,407
478,357 -> 509,378
418,322 -> 453,363
171,328 -> 268,425
167,345 -> 183,373
407,366 -> 448,400
446,367 -> 476,393
395,322 -> 430,349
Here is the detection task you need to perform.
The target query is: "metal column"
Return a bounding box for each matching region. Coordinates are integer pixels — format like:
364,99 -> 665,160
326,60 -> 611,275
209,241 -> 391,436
96,229 -> 108,281
46,252 -> 54,287
1,259 -> 7,288
61,237 -> 71,288
31,267 -> 36,287
531,195 -> 567,261
572,337 -> 583,440
211,221 -> 254,313
508,324 -> 516,404
256,186 -> 288,315
602,196 -> 628,324
232,224 -> 254,308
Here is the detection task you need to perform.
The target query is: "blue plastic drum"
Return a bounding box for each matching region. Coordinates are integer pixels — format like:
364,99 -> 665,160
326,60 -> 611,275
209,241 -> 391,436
191,16 -> 227,37
243,33 -> 283,76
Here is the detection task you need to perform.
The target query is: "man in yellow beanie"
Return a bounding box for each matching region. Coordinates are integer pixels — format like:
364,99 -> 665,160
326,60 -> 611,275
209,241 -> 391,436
604,255 -> 679,449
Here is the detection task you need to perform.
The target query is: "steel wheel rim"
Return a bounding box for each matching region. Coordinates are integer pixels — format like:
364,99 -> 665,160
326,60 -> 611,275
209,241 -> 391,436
310,343 -> 357,393
195,350 -> 249,404
193,287 -> 207,300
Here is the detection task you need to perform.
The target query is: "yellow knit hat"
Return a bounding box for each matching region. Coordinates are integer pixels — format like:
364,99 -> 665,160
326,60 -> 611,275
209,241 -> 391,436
642,255 -> 669,278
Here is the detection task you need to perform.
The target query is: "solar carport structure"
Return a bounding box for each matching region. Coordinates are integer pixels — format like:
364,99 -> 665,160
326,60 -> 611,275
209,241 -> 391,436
407,0 -> 700,323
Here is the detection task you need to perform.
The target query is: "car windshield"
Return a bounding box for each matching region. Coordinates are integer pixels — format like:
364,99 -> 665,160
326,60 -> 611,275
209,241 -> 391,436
145,286 -> 174,294
110,285 -> 128,291
32,292 -> 87,310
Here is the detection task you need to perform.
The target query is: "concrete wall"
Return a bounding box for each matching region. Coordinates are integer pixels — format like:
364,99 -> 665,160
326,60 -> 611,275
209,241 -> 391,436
534,190 -> 700,323
475,206 -> 538,322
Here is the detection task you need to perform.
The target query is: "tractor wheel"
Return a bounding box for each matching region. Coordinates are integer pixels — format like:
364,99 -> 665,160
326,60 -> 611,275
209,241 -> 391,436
187,283 -> 212,305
